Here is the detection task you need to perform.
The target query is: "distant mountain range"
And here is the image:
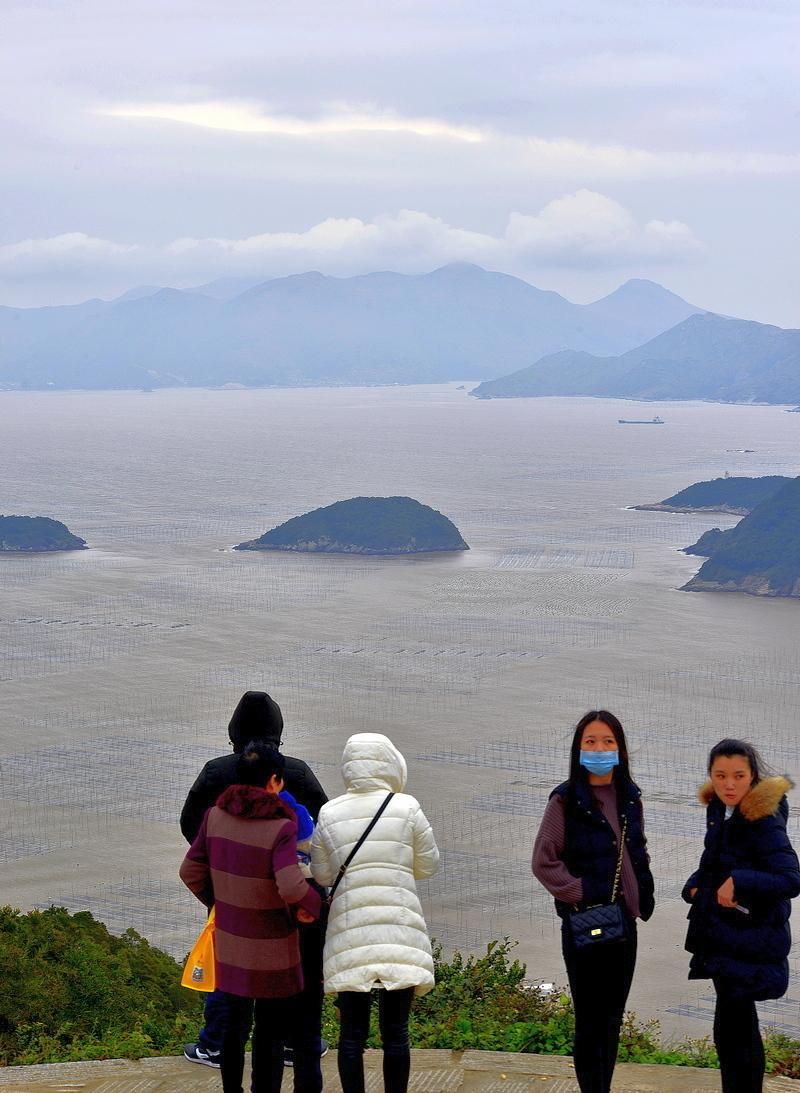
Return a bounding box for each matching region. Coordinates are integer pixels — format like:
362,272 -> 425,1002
0,264 -> 703,390
471,313 -> 800,403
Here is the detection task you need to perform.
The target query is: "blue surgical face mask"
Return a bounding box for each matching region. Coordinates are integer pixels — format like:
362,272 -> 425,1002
580,750 -> 619,776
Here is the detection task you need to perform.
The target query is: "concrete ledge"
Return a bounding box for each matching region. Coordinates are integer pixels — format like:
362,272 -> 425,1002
0,1050 -> 796,1092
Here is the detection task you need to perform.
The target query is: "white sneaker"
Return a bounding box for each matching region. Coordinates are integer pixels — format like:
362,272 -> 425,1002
184,1043 -> 221,1069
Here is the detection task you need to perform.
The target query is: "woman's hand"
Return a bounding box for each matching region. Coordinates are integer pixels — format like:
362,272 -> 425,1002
716,877 -> 738,908
689,887 -> 697,900
296,908 -> 315,924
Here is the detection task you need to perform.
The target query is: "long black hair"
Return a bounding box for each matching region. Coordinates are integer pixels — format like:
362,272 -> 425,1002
707,738 -> 764,785
236,740 -> 286,787
567,709 -> 632,787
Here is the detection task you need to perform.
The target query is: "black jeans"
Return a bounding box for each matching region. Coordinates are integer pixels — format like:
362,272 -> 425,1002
221,994 -> 308,1093
295,921 -> 325,1073
713,987 -> 764,1093
199,924 -> 324,1092
337,987 -> 415,1093
562,922 -> 638,1093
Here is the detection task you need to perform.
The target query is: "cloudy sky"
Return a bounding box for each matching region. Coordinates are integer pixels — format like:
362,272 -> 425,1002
2,0 -> 798,324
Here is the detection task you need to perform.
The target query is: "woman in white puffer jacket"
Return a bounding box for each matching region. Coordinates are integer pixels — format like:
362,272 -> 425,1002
311,732 -> 439,1093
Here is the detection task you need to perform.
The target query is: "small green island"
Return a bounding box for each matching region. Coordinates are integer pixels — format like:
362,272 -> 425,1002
235,496 -> 469,556
0,514 -> 87,552
634,475 -> 789,516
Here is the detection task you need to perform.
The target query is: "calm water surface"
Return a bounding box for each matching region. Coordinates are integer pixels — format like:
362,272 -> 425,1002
1,385 -> 798,1036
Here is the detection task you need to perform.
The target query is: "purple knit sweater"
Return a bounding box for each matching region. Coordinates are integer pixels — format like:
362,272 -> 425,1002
532,782 -> 641,918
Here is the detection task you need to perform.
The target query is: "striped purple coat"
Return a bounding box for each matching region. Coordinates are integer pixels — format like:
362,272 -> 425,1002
180,784 -> 321,998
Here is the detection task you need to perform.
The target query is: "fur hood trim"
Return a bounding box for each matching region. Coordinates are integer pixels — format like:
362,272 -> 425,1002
216,784 -> 296,821
698,775 -> 793,820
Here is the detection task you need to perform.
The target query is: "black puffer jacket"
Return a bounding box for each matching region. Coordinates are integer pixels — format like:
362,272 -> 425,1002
180,691 -> 328,843
683,776 -> 800,1000
552,775 -> 655,922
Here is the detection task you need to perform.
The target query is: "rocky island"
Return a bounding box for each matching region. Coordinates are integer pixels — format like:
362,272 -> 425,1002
235,496 -> 469,556
682,476 -> 800,597
636,474 -> 800,598
0,515 -> 87,552
635,475 -> 789,516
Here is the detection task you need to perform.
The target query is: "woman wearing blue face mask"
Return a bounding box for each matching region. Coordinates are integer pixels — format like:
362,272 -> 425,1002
532,710 -> 654,1093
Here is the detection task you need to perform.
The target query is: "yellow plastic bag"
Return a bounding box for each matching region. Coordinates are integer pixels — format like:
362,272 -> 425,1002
182,907 -> 216,992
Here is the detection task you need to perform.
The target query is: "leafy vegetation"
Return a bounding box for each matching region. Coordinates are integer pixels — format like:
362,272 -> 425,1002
0,907 -> 202,1065
0,515 -> 86,552
323,939 -> 798,1077
3,912 -> 798,1079
235,496 -> 468,555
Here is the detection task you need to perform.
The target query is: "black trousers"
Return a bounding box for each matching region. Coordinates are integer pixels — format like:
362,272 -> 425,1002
200,924 -> 324,1093
221,993 -> 309,1093
562,922 -> 638,1093
713,987 -> 764,1093
337,987 -> 415,1093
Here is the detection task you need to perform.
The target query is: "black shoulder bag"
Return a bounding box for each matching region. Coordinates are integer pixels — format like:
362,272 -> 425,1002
568,817 -> 628,948
327,792 -> 395,905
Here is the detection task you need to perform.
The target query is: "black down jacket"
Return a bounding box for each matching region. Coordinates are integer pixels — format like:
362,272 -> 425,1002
683,776 -> 800,1000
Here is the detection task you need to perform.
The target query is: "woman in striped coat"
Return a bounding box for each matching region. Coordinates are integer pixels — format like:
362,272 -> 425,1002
181,742 -> 321,1093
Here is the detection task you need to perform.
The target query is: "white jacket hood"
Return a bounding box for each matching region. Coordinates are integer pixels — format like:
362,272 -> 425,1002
341,732 -> 408,793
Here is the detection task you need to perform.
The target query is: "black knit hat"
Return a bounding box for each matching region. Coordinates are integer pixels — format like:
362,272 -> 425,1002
227,691 -> 284,752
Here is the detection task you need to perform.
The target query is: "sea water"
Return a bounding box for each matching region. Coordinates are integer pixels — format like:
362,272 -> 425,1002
1,384 -> 798,1037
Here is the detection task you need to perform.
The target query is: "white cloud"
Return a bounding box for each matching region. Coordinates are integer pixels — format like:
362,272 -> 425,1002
101,100 -> 484,143
97,98 -> 800,181
0,233 -> 139,277
504,190 -> 702,265
519,137 -> 800,180
0,194 -> 703,300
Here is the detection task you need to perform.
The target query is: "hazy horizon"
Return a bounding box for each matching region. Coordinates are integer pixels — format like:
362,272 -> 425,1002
2,262 -> 710,317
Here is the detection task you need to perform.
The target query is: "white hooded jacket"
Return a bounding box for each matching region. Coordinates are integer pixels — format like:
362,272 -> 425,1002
310,733 -> 439,995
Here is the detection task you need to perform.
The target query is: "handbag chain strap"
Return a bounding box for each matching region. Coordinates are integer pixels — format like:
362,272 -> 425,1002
610,817 -> 628,904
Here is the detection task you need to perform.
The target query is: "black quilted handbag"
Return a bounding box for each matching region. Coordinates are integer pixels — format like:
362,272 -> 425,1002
568,818 -> 629,949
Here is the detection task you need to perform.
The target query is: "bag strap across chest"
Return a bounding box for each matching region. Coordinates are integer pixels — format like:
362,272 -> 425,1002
328,792 -> 395,902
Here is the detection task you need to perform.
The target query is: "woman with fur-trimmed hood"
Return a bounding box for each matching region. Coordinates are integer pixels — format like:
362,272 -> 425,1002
683,738 -> 800,1093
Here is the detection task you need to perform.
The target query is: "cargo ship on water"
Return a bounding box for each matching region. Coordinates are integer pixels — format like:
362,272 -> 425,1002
618,415 -> 665,424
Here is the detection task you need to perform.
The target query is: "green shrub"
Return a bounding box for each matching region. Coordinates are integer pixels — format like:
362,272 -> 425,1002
765,1032 -> 800,1079
2,912 -> 798,1080
0,906 -> 202,1065
321,938 -> 799,1079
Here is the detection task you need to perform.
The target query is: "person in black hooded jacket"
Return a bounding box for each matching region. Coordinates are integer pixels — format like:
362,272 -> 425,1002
683,738 -> 799,1093
180,690 -> 327,843
180,691 -> 329,1086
